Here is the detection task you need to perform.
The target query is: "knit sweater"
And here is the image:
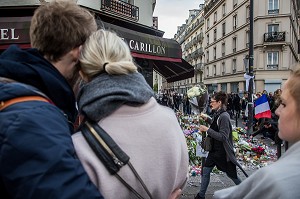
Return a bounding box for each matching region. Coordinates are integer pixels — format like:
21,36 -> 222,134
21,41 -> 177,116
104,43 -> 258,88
72,97 -> 189,199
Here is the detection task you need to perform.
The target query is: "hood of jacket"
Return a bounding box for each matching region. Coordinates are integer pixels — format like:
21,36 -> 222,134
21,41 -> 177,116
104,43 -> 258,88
0,45 -> 77,123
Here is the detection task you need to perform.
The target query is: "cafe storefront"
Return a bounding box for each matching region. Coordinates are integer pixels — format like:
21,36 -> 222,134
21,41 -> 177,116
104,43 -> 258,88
0,16 -> 194,86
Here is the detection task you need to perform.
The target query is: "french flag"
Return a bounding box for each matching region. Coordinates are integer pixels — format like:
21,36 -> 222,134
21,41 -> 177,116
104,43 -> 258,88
254,94 -> 271,119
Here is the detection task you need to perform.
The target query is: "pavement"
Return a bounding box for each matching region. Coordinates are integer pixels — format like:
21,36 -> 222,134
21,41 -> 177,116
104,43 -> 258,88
180,116 -> 285,199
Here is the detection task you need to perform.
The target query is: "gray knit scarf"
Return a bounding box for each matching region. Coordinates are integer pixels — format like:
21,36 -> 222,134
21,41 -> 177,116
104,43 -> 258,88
77,72 -> 154,122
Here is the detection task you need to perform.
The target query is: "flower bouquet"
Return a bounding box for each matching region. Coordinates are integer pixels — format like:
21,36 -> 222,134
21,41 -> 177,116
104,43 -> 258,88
187,84 -> 209,115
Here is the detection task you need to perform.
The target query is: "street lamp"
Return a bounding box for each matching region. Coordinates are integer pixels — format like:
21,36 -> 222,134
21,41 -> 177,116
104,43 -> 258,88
247,0 -> 254,135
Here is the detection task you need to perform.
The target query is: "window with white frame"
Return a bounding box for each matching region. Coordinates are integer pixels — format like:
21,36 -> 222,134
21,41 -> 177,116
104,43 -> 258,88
222,3 -> 226,16
206,66 -> 209,77
246,31 -> 249,47
214,11 -> 217,23
246,5 -> 250,21
268,24 -> 279,34
222,43 -> 225,56
207,18 -> 210,29
206,50 -> 209,63
222,22 -> 226,36
207,34 -> 210,45
233,15 -> 237,30
232,59 -> 237,73
233,37 -> 237,52
268,0 -> 279,14
214,29 -> 217,41
213,47 -> 216,59
222,62 -> 226,75
267,51 -> 279,69
213,65 -> 216,76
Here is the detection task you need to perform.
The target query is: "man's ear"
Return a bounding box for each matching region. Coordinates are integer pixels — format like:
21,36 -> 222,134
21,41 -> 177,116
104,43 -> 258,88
79,70 -> 89,82
70,46 -> 81,63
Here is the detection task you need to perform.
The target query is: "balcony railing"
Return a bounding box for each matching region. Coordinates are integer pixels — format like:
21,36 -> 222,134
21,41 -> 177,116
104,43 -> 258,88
268,9 -> 279,15
195,63 -> 204,71
204,0 -> 221,14
267,64 -> 278,70
264,32 -> 285,42
101,0 -> 139,21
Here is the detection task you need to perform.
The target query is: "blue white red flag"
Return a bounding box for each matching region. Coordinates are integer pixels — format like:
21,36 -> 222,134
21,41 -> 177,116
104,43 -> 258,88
254,94 -> 271,119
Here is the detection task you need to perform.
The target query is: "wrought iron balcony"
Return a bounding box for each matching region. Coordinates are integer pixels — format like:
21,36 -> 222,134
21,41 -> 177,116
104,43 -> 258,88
268,9 -> 279,15
264,32 -> 285,42
101,0 -> 139,21
194,63 -> 204,73
267,64 -> 278,70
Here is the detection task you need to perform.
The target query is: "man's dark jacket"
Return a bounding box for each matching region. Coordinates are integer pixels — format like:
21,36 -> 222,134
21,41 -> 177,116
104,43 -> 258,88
0,45 -> 104,199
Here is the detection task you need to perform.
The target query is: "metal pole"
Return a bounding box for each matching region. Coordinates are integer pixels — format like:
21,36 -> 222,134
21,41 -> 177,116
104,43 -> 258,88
247,0 -> 254,135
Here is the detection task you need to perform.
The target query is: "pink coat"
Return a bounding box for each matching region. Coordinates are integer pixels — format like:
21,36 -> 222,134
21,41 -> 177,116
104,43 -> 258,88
72,97 -> 189,199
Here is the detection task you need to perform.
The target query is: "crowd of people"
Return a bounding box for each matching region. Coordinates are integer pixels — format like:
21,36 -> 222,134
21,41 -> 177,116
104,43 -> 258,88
1,1 -> 300,199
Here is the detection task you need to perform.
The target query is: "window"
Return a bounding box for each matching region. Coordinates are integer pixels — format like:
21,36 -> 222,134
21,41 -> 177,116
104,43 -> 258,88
206,66 -> 209,77
214,11 -> 217,23
213,65 -> 216,76
222,3 -> 226,16
222,22 -> 226,36
267,51 -> 279,69
233,37 -> 237,52
206,51 -> 209,63
268,0 -> 279,14
207,34 -> 210,45
246,6 -> 250,21
213,47 -> 216,60
214,29 -> 217,41
246,31 -> 249,47
222,62 -> 226,75
233,15 -> 237,30
222,43 -> 225,56
207,18 -> 210,29
268,24 -> 279,34
232,59 -> 237,73
233,0 -> 238,7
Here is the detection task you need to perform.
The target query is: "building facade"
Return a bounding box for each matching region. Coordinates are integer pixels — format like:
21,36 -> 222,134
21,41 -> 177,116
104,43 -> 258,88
170,0 -> 300,94
172,4 -> 205,94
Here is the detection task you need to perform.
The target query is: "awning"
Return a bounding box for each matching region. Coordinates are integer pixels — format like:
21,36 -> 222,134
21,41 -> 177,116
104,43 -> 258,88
153,59 -> 194,83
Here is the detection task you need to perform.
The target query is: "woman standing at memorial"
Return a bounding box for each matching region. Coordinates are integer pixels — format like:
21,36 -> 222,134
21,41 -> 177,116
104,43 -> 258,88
195,91 -> 247,199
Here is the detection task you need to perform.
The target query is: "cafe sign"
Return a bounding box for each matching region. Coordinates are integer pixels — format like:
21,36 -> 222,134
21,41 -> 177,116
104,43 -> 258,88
0,17 -> 31,44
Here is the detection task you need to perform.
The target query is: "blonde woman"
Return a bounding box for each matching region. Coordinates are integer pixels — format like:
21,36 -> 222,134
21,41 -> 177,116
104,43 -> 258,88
72,29 -> 188,199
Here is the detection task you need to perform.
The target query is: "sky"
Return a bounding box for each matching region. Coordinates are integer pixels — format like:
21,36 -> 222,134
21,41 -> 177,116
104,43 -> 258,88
153,0 -> 204,39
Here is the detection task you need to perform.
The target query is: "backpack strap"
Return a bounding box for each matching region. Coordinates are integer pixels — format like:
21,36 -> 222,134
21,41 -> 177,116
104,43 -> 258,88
81,120 -> 153,199
0,96 -> 51,111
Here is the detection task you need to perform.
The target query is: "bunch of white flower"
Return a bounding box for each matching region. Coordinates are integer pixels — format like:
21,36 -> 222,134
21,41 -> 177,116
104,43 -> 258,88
187,85 -> 207,99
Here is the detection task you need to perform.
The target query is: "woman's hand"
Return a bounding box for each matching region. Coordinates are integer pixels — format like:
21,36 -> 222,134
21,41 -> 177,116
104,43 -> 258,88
169,189 -> 182,199
200,113 -> 208,121
199,125 -> 209,132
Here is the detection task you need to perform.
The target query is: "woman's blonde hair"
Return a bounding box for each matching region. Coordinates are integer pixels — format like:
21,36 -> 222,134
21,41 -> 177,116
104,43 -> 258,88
79,29 -> 137,79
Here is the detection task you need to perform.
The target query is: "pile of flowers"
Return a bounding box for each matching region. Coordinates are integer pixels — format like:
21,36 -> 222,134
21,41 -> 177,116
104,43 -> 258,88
251,146 -> 265,155
176,104 -> 278,175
